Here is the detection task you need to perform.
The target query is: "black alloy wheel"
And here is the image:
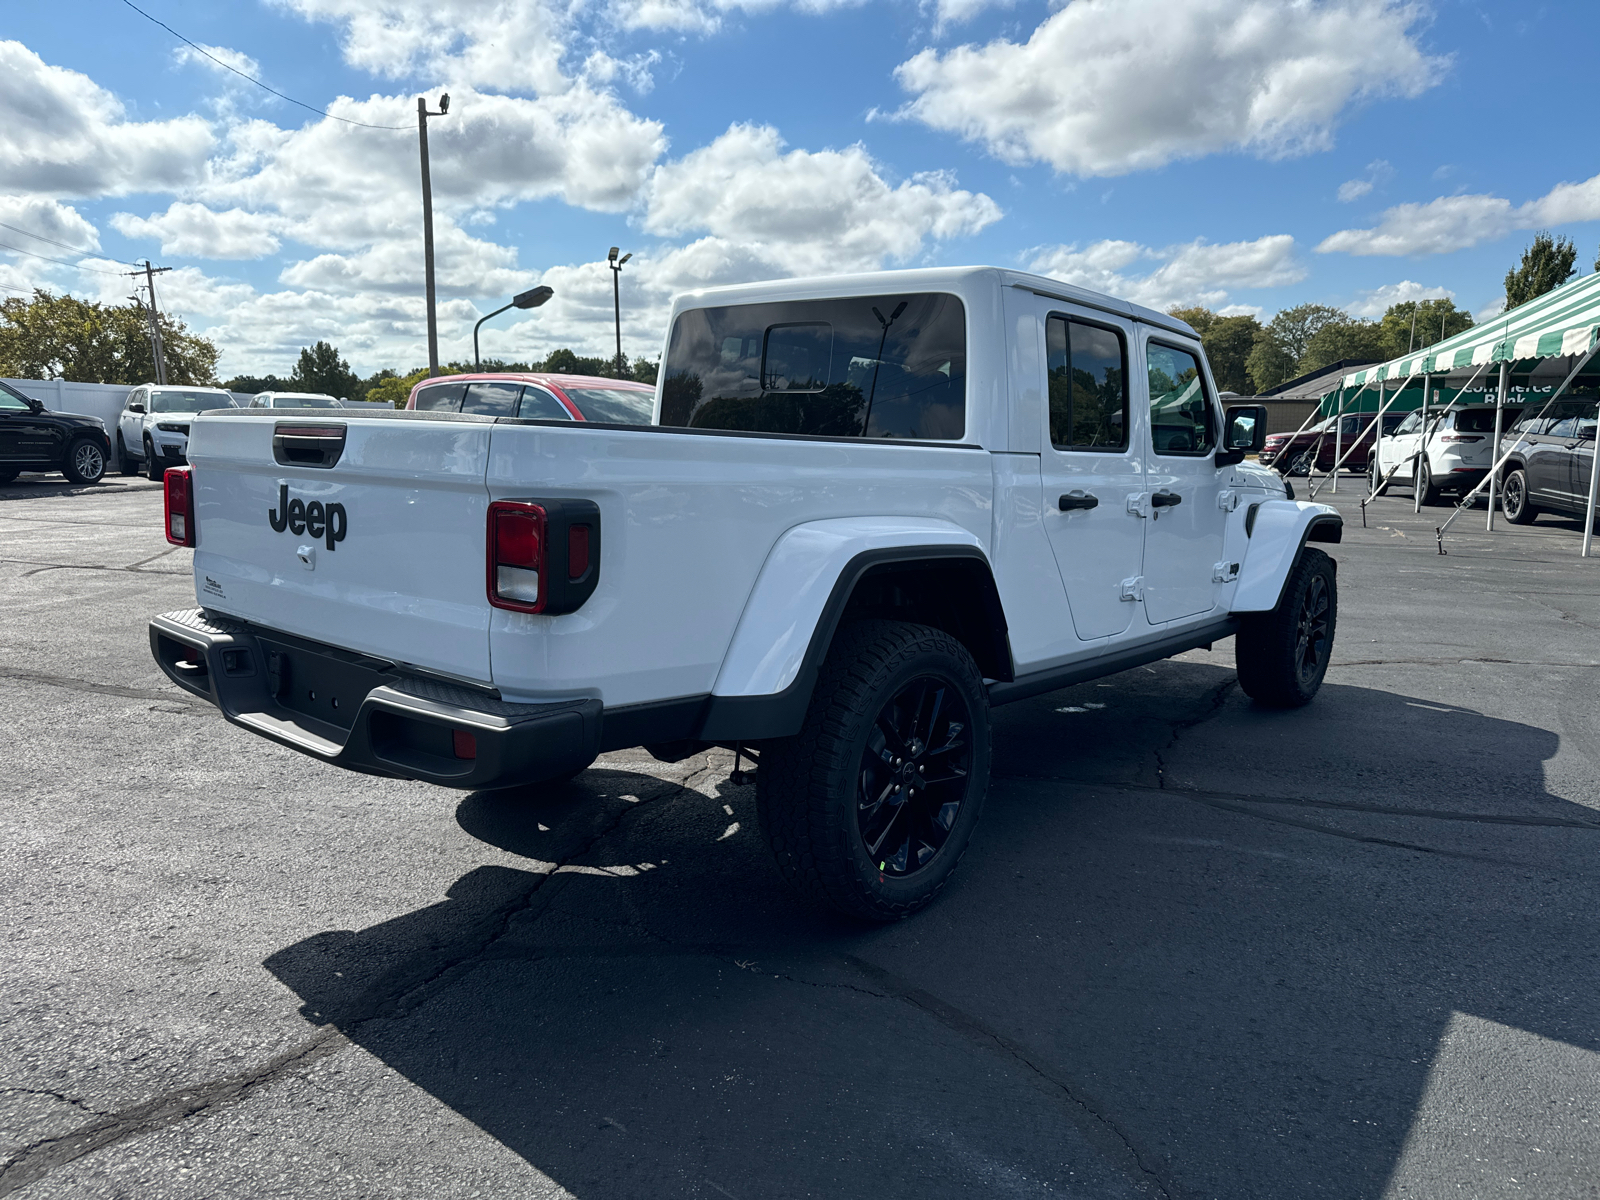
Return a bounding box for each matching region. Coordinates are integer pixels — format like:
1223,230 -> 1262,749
757,620 -> 991,921
1235,547 -> 1337,708
116,432 -> 138,475
1502,468 -> 1536,525
856,675 -> 973,877
63,438 -> 106,485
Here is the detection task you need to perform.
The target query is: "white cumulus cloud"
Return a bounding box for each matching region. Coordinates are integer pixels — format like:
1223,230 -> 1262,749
1344,279 -> 1453,319
1029,234 -> 1304,311
111,203 -> 286,259
894,0 -> 1443,177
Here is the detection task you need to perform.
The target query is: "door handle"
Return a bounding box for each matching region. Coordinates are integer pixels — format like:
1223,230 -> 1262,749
1058,490 -> 1099,511
1151,491 -> 1182,508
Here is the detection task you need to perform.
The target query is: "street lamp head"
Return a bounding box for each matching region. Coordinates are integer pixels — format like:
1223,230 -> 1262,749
513,285 -> 554,309
438,93 -> 450,114
608,246 -> 619,264
618,252 -> 632,266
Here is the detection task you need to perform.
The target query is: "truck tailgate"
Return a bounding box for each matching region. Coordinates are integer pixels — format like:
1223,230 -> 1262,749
188,413 -> 493,681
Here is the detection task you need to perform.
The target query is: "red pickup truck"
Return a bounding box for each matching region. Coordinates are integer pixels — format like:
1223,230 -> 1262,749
1259,411 -> 1404,475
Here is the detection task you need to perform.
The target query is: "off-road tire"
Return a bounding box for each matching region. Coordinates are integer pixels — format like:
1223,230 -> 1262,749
1417,459 -> 1441,506
62,437 -> 107,485
1236,547 -> 1337,709
116,432 -> 137,475
144,436 -> 163,483
1501,468 -> 1536,525
756,620 -> 991,922
1368,456 -> 1389,497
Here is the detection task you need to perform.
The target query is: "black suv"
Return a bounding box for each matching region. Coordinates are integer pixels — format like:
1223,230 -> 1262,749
0,380 -> 112,486
1499,396 -> 1598,524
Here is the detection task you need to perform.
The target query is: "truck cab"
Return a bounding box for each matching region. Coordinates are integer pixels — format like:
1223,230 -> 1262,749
150,267 -> 1340,920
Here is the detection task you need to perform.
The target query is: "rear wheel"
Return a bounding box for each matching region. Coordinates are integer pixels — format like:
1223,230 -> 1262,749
1236,548 -> 1337,708
756,620 -> 990,921
144,435 -> 163,482
0,468 -> 18,485
1417,459 -> 1441,506
116,432 -> 137,475
1502,468 -> 1537,524
1368,455 -> 1389,496
62,438 -> 106,485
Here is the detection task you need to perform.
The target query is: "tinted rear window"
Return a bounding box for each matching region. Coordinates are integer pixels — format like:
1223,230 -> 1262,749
560,386 -> 655,425
1454,408 -> 1518,433
660,293 -> 965,440
414,383 -> 466,412
150,390 -> 233,412
462,381 -> 522,417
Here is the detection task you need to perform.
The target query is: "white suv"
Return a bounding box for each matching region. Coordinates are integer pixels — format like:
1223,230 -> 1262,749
117,385 -> 238,481
244,392 -> 344,411
1370,404 -> 1523,504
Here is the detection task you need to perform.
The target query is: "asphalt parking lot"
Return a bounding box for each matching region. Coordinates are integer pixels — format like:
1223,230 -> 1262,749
3,470 -> 1599,1200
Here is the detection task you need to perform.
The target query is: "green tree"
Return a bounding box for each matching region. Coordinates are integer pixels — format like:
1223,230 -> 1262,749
539,347 -> 613,377
363,367 -> 430,408
1504,231 -> 1577,310
1166,305 -> 1217,337
630,356 -> 659,385
1245,304 -> 1346,393
223,374 -> 289,394
1378,298 -> 1473,359
0,288 -> 218,384
1199,314 -> 1261,394
1298,317 -> 1387,375
289,341 -> 359,398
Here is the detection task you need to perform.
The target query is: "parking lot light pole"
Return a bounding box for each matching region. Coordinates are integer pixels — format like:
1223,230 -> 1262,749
473,286 -> 554,369
418,93 -> 450,377
608,247 -> 631,377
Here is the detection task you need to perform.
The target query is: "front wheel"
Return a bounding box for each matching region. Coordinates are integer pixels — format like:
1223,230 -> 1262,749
1417,459 -> 1441,506
116,432 -> 137,475
1502,469 -> 1537,524
144,436 -> 163,482
1368,455 -> 1389,497
63,438 -> 106,485
1287,450 -> 1314,477
1235,547 -> 1337,708
756,620 -> 991,921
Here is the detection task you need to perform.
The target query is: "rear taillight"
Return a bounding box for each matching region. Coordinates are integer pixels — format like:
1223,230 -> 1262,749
1439,435 -> 1483,443
164,466 -> 195,546
487,498 -> 602,615
489,501 -> 547,612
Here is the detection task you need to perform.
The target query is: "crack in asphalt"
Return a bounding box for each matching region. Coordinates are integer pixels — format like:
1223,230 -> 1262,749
0,1030 -> 347,1197
1152,676 -> 1236,791
0,761 -> 722,1194
1329,657 -> 1600,668
840,954 -> 1173,1199
15,559 -> 187,578
0,1087 -> 114,1118
0,666 -> 208,709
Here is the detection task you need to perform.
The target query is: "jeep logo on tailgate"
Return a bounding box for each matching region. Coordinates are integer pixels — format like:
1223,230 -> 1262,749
269,484 -> 347,551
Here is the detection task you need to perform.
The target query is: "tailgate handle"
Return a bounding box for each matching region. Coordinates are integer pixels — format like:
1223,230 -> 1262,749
273,424 -> 347,469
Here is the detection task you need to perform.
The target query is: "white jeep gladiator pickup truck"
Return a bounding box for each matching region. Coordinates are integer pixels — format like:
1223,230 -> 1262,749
150,267 -> 1341,919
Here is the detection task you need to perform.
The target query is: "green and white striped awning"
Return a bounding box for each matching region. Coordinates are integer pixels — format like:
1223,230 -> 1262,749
1336,272 -> 1600,391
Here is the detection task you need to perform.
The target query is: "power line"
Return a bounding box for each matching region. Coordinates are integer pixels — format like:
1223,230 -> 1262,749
119,0 -> 411,131
0,240 -> 127,276
0,220 -> 136,264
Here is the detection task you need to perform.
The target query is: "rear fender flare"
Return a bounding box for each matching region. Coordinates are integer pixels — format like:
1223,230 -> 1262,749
701,517 -> 997,741
1230,500 -> 1341,614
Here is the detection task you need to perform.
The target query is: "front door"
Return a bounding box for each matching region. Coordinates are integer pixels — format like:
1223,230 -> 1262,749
0,385 -> 32,462
120,389 -> 147,456
1036,306 -> 1145,641
1142,338 -> 1228,626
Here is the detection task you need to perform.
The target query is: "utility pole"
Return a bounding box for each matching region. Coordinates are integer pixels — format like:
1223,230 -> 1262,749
418,93 -> 450,377
126,261 -> 172,384
608,246 -> 631,377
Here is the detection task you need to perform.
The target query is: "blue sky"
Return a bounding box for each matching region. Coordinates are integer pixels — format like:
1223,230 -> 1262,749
3,0 -> 1599,378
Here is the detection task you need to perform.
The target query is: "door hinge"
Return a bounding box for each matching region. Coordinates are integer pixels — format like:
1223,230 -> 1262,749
1120,575 -> 1145,601
1126,493 -> 1149,518
1213,561 -> 1240,583
1218,489 -> 1239,511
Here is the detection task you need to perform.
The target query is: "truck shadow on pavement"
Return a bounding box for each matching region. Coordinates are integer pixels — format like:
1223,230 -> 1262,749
264,666 -> 1600,1200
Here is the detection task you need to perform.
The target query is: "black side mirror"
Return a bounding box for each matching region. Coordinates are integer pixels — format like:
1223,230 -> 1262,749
128,402 -> 145,414
27,397 -> 44,413
1216,404 -> 1268,466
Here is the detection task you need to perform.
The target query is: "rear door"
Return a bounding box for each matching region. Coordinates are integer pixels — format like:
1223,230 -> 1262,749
189,413 -> 494,681
1571,411 -> 1597,515
1141,337 -> 1228,626
1529,416 -> 1578,506
1035,304 -> 1145,641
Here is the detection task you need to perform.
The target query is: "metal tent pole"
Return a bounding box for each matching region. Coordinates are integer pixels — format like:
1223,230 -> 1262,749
1487,362 -> 1508,531
1313,370 -> 1417,500
1333,399 -> 1341,493
1583,394 -> 1600,558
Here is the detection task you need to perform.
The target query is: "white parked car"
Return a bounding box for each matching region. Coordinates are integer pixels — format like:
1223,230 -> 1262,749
117,384 -> 238,481
243,391 -> 344,410
150,267 -> 1341,919
1368,404 -> 1525,504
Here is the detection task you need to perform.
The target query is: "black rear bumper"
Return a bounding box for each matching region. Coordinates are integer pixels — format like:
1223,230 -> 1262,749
150,609 -> 601,788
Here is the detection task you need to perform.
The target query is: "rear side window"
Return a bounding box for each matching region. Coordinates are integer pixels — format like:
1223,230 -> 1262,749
1455,408 -> 1517,434
462,381 -> 522,417
1146,343 -> 1214,456
560,386 -> 654,425
660,293 -> 965,440
1046,316 -> 1128,451
415,383 -> 466,412
517,387 -> 571,420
